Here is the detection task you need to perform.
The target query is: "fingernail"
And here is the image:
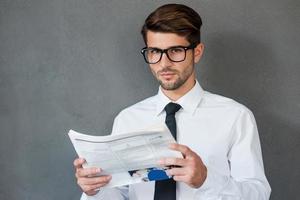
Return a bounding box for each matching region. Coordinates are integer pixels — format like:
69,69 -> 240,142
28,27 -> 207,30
96,168 -> 101,173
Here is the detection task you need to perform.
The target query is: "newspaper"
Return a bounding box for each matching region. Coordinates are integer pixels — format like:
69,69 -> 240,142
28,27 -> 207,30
68,123 -> 182,188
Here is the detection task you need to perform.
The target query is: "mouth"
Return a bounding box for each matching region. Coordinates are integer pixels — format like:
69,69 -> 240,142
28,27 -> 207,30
159,71 -> 177,80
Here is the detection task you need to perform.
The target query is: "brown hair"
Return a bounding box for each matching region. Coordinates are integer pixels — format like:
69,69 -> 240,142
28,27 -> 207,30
141,4 -> 202,45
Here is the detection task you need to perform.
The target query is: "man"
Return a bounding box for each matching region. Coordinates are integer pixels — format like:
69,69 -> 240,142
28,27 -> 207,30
74,4 -> 271,200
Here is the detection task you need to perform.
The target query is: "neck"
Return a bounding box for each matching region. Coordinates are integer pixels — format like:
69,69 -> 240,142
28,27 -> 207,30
161,75 -> 196,101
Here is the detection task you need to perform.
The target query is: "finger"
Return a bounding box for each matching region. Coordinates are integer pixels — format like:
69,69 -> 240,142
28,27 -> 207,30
81,181 -> 110,193
78,175 -> 111,185
158,157 -> 186,167
172,175 -> 188,183
74,158 -> 85,169
84,189 -> 99,196
166,167 -> 186,176
169,143 -> 194,157
77,167 -> 101,177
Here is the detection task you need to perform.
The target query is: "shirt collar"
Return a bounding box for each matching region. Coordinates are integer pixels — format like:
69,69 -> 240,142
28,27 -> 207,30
155,80 -> 204,116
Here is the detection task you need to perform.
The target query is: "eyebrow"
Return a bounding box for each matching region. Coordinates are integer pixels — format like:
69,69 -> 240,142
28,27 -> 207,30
147,45 -> 188,49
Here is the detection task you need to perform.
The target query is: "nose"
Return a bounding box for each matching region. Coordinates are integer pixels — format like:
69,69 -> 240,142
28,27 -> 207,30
160,52 -> 172,67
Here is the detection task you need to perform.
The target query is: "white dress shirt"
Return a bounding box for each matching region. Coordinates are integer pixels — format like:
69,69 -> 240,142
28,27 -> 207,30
81,81 -> 271,200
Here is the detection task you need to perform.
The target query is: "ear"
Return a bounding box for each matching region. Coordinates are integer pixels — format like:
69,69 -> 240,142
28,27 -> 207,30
193,43 -> 204,63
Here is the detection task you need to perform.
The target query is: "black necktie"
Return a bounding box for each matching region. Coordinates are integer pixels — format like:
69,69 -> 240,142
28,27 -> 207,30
154,102 -> 181,200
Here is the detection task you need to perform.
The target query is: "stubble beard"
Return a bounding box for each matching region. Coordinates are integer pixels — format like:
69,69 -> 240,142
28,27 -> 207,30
154,65 -> 194,91
158,75 -> 184,90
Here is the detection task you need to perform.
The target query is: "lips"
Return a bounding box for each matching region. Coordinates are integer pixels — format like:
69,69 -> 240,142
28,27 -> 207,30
159,72 -> 176,79
161,72 -> 175,76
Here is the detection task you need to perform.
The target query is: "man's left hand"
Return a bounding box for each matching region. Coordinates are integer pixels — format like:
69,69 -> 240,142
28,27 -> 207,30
158,143 -> 207,188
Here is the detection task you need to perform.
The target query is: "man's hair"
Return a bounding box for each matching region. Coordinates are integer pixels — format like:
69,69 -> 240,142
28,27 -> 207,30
141,4 -> 202,45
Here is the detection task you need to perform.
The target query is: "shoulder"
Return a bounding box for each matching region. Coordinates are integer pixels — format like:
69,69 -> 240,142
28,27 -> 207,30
200,91 -> 258,137
201,90 -> 254,116
117,94 -> 157,117
112,94 -> 158,133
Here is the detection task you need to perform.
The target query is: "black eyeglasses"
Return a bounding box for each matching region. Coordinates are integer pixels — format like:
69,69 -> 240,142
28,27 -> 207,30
141,44 -> 196,64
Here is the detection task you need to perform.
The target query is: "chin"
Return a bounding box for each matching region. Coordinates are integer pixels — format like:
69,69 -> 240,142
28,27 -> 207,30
160,81 -> 181,90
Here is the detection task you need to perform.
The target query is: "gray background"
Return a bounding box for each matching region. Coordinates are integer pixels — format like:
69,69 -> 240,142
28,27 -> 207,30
0,0 -> 299,199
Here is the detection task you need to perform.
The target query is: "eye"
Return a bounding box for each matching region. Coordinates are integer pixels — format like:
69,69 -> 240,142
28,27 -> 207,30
169,47 -> 184,54
148,48 -> 160,54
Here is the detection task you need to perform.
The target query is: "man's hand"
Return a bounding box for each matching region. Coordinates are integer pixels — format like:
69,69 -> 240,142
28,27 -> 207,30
158,143 -> 207,188
74,158 -> 112,196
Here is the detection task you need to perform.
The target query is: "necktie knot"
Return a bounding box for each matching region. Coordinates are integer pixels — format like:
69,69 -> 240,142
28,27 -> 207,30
164,102 -> 181,116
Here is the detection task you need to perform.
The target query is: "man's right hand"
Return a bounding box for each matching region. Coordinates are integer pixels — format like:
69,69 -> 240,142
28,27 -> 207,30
74,158 -> 112,196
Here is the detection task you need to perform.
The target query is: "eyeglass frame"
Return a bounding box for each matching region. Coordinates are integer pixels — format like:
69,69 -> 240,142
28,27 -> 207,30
140,43 -> 197,64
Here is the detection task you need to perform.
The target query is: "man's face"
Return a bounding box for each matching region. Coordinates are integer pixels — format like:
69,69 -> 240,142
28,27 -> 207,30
146,31 -> 203,91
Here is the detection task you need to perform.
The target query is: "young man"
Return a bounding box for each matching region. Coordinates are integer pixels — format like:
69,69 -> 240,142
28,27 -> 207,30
74,4 -> 271,200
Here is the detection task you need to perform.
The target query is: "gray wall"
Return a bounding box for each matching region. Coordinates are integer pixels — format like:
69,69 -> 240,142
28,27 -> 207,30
0,0 -> 299,199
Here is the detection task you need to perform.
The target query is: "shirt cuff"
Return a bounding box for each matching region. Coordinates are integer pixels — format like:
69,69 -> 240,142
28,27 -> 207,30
196,166 -> 229,195
80,187 -> 129,200
80,190 -> 102,200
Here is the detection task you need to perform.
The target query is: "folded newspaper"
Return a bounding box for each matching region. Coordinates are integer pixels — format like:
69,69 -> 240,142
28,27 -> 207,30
68,123 -> 182,188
